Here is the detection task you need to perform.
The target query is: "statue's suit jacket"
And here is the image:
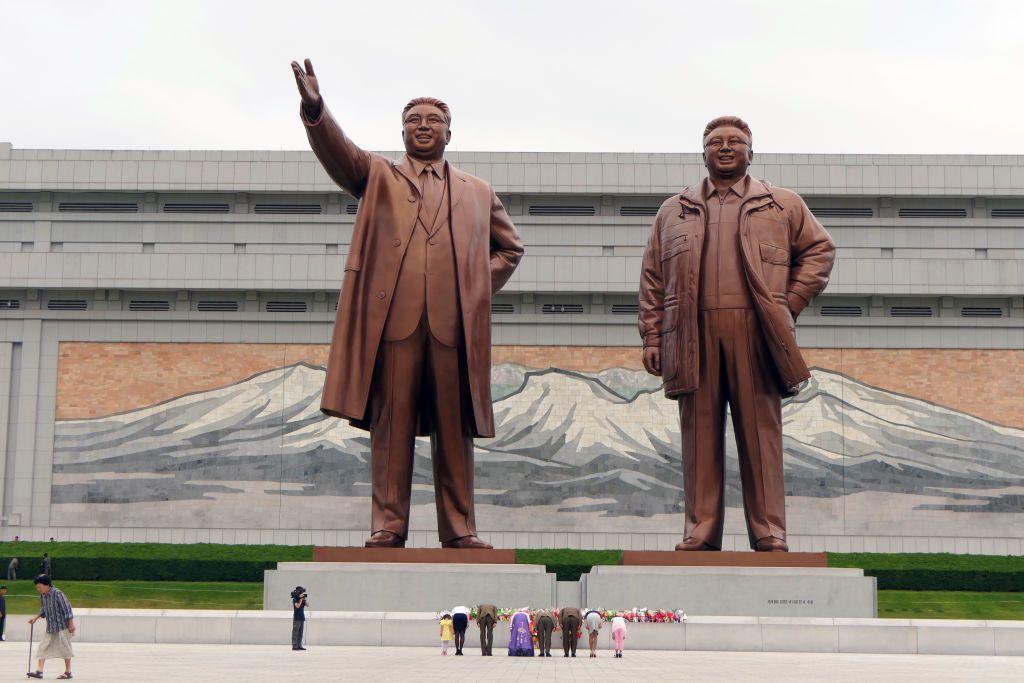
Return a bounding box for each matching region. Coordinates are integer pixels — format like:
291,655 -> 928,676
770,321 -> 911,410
302,104 -> 524,438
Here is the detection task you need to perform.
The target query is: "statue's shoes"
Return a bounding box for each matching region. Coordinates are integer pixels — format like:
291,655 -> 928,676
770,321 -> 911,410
442,535 -> 493,549
674,537 -> 718,551
364,530 -> 405,548
754,537 -> 789,552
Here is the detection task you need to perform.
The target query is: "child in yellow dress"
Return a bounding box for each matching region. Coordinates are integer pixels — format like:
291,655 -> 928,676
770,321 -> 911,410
439,613 -> 455,655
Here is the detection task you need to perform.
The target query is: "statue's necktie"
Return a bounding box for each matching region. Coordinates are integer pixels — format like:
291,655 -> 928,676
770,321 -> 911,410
420,165 -> 443,230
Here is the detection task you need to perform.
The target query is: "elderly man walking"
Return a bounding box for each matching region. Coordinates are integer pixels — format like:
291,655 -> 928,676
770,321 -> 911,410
27,575 -> 75,679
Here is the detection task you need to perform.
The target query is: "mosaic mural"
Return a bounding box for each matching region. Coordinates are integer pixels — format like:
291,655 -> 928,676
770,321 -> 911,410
50,345 -> 1024,537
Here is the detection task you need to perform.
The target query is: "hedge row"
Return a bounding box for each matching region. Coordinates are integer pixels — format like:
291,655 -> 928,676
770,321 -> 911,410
829,553 -> 1024,591
1,542 -> 313,582
863,569 -> 1024,592
0,542 -> 312,561
10,558 -> 277,582
515,549 -> 622,582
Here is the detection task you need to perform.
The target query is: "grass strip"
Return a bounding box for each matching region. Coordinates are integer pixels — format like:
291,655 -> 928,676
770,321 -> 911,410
878,590 -> 1024,620
3,580 -> 263,613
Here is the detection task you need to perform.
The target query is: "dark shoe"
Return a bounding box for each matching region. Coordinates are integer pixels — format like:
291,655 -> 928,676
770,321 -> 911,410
364,530 -> 405,548
27,674 -> 43,680
292,646 -> 306,651
564,654 -> 569,658
442,535 -> 493,549
754,536 -> 789,552
675,537 -> 718,551
58,674 -> 73,680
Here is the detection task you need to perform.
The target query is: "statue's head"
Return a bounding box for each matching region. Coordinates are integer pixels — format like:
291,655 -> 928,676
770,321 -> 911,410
702,115 -> 754,179
402,97 -> 451,161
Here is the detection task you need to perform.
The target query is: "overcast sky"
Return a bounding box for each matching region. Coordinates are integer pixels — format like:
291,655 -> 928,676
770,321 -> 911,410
1,0 -> 1020,154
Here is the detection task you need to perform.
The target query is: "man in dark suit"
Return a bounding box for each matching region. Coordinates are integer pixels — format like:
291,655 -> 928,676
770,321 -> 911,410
558,606 -> 582,657
534,608 -> 556,657
477,603 -> 497,656
291,59 -> 523,549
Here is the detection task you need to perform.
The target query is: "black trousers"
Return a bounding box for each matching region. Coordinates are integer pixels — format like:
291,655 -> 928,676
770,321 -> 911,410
291,620 -> 304,648
478,615 -> 494,655
452,613 -> 468,652
561,617 -> 580,655
536,616 -> 554,655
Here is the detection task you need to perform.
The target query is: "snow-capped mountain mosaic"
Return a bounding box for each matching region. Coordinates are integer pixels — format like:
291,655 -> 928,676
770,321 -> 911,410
50,363 -> 1024,535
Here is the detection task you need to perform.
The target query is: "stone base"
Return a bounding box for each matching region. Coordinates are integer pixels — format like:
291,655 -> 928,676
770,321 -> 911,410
621,551 -> 827,567
312,546 -> 516,563
264,562 -> 555,612
582,566 -> 877,618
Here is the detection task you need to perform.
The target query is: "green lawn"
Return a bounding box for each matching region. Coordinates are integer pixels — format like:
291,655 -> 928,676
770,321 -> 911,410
2,580 -> 263,613
878,590 -> 1024,620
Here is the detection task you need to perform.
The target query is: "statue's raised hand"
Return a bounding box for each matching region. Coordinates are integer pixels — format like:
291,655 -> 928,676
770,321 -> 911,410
291,58 -> 322,119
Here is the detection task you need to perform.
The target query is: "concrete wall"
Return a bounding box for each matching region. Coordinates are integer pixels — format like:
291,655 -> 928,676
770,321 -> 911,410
2,609 -> 1023,656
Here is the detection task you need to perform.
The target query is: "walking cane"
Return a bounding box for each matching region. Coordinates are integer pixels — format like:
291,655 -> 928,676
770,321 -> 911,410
25,620 -> 34,678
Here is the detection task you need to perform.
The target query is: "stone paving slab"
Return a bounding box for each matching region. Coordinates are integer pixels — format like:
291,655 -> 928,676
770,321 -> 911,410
1,644 -> 1023,682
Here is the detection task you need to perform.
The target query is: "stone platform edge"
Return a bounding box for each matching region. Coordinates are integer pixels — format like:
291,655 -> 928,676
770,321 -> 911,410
312,547 -> 828,568
3,610 -> 1022,656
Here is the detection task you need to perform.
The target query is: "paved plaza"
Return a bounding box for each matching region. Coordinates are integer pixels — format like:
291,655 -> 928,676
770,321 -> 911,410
1,644 -> 1023,681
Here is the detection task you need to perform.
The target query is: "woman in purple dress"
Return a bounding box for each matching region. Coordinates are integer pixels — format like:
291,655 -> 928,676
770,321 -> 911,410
507,610 -> 535,656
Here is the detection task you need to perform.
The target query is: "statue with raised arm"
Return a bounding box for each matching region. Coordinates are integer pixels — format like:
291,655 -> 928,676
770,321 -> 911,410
291,59 -> 523,549
639,116 -> 835,552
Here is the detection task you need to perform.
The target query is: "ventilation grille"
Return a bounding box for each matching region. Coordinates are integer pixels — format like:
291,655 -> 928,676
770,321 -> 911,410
197,301 -> 240,312
961,306 -> 1003,318
254,203 -> 322,215
820,305 -> 864,317
128,300 -> 171,312
0,299 -> 21,309
611,303 -> 640,314
620,207 -> 659,217
491,303 -> 515,314
0,201 -> 33,212
810,207 -> 873,218
991,208 -> 1024,218
265,301 -> 308,313
529,205 -> 596,216
58,202 -> 138,213
47,299 -> 88,311
542,303 -> 584,314
898,208 -> 967,218
889,306 -> 933,317
163,203 -> 230,213
345,204 -> 359,215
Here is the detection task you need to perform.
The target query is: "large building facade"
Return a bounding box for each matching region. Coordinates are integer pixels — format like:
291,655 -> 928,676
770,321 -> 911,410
1,141 -> 1022,553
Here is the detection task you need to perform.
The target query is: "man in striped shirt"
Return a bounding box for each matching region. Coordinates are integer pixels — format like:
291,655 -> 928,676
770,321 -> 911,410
27,574 -> 75,679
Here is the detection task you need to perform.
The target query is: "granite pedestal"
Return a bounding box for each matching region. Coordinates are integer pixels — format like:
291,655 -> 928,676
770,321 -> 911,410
582,565 -> 877,618
264,562 -> 556,612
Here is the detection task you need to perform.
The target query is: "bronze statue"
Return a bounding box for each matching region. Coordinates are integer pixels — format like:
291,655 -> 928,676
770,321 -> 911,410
639,116 -> 835,552
291,59 -> 523,549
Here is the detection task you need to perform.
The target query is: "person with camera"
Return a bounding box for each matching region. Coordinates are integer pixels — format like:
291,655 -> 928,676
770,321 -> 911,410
291,586 -> 309,651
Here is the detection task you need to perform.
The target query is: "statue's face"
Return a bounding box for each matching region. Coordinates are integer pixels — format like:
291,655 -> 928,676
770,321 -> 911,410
702,125 -> 753,177
402,104 -> 451,160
